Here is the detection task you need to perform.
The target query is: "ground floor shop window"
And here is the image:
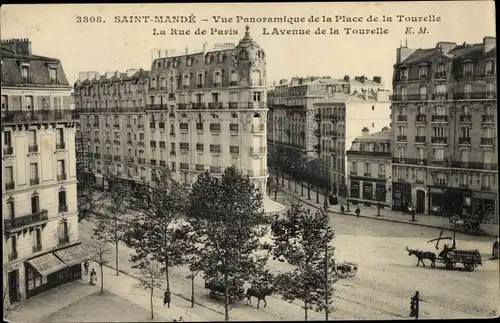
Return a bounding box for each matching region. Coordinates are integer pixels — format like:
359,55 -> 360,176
363,182 -> 373,200
429,194 -> 442,214
27,267 -> 47,291
350,181 -> 360,199
473,198 -> 497,224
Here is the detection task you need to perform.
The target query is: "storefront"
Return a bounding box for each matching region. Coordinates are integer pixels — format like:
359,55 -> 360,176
392,182 -> 411,211
362,182 -> 373,201
427,186 -> 471,217
471,191 -> 498,224
24,243 -> 87,299
350,180 -> 360,199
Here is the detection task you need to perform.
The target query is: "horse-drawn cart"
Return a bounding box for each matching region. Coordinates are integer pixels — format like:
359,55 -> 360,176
432,249 -> 482,271
204,279 -> 245,303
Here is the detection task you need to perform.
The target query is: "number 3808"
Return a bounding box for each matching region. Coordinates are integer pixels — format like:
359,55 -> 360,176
76,16 -> 104,23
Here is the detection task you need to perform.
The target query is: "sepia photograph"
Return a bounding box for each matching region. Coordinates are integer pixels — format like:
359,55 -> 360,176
1,1 -> 498,322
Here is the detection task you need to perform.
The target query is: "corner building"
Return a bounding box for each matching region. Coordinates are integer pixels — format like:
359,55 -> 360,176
391,37 -> 497,224
2,39 -> 85,308
74,26 -> 269,193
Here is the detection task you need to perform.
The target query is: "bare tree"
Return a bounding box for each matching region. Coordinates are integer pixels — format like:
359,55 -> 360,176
134,257 -> 163,320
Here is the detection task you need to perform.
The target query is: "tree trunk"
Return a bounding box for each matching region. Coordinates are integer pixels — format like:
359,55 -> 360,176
316,187 -> 320,204
307,183 -> 311,200
325,243 -> 329,321
301,180 -> 304,196
288,173 -> 291,189
114,216 -> 119,276
150,288 -> 154,319
281,171 -> 285,187
304,299 -> 308,321
191,276 -> 195,308
224,273 -> 229,321
99,263 -> 104,294
165,258 -> 170,293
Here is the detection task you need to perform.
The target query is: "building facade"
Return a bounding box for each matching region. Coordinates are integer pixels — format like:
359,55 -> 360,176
391,37 -> 497,224
346,127 -> 392,207
74,26 -> 269,193
2,39 -> 86,308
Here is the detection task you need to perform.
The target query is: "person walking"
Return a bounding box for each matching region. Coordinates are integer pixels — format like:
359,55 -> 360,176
340,204 -> 345,214
163,289 -> 171,308
89,268 -> 97,285
355,206 -> 360,218
83,260 -> 89,276
492,237 -> 499,259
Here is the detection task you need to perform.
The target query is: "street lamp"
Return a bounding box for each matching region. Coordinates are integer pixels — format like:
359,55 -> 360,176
346,176 -> 351,212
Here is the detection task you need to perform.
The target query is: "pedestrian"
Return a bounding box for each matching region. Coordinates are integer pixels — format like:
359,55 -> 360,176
89,268 -> 97,285
340,204 -> 345,214
178,317 -> 184,322
163,289 -> 171,308
83,260 -> 89,276
355,206 -> 360,218
492,237 -> 499,259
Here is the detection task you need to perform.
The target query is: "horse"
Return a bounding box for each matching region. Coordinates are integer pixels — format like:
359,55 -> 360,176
245,286 -> 274,309
406,246 -> 437,267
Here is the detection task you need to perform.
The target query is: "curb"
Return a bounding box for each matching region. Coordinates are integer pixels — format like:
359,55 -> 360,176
99,263 -> 226,317
280,189 -> 496,237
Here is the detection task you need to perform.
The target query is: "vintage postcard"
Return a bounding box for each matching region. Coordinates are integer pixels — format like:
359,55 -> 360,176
1,1 -> 498,322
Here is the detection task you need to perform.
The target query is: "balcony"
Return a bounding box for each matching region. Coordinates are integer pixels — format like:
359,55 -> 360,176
8,252 -> 18,261
328,131 -> 338,139
56,173 -> 67,181
192,103 -> 206,109
229,81 -> 238,86
364,173 -> 372,177
431,115 -> 448,122
138,142 -> 145,147
56,142 -> 66,150
114,140 -> 121,145
208,102 -> 223,109
28,144 -> 39,153
415,136 -> 426,143
434,72 -> 447,80
378,174 -> 386,179
125,156 -> 134,163
159,122 -> 165,130
170,150 -> 176,156
114,124 -> 120,128
58,205 -> 68,213
5,181 -> 15,190
229,124 -> 239,132
247,101 -> 266,109
159,160 -> 166,167
481,138 -> 494,146
250,147 -> 266,155
458,137 -> 471,145
180,163 -> 189,170
396,135 -> 407,142
481,115 -> 495,124
346,150 -> 391,157
3,146 -> 13,155
114,156 -> 121,161
59,236 -> 70,245
481,186 -> 492,191
314,114 -> 322,120
178,104 -> 188,110
94,153 -> 101,159
391,94 -> 428,102
30,177 -> 40,186
127,140 -> 133,145
150,141 -> 156,148
397,115 -> 407,122
431,137 -> 447,144
209,124 -> 221,132
159,142 -> 166,149
327,115 -> 338,121
459,115 -> 472,123
1,109 -> 79,123
314,130 -> 321,137
196,164 -> 204,171
196,123 -> 204,131
229,102 -> 239,109
32,244 -> 42,253
415,114 -> 427,123
252,124 -> 265,133
313,144 -> 321,151
138,158 -> 145,164
432,93 -> 448,100
210,166 -> 222,174
4,209 -> 49,232
104,154 -> 112,161
392,158 -> 427,166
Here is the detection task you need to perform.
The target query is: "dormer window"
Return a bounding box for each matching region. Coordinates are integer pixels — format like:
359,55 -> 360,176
463,62 -> 473,76
205,54 -> 213,64
173,58 -> 179,68
197,72 -> 204,88
239,50 -> 248,60
399,68 -> 408,80
213,71 -> 222,87
187,57 -> 193,67
166,60 -> 171,68
21,65 -> 29,82
435,64 -> 446,79
230,70 -> 238,86
183,73 -> 191,88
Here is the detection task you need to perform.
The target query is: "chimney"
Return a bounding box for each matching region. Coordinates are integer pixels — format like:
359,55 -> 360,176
280,79 -> 289,85
78,72 -> 90,82
203,42 -> 208,54
361,127 -> 369,136
157,50 -> 161,59
126,69 -> 138,77
362,89 -> 368,100
185,47 -> 189,55
436,41 -> 457,54
105,71 -> 114,79
2,38 -> 32,56
272,81 -> 276,87
382,126 -> 389,131
396,44 -> 417,64
115,70 -> 120,78
483,36 -> 496,54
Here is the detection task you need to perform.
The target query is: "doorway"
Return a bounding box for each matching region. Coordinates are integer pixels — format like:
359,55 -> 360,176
416,190 -> 425,214
8,270 -> 20,304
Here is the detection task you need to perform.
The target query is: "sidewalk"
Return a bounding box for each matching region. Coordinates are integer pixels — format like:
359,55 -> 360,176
277,179 -> 497,237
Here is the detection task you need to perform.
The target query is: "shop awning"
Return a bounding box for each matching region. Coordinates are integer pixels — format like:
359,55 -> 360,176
27,253 -> 67,276
54,244 -> 88,267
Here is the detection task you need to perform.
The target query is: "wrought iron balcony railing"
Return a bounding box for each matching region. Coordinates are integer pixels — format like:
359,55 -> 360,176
4,209 -> 49,231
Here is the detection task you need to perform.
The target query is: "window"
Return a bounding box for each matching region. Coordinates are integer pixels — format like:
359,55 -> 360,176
33,228 -> 41,248
251,70 -> 261,85
26,96 -> 33,110
49,68 -> 57,83
399,86 -> 407,98
27,267 -> 44,291
183,74 -> 190,87
378,164 -> 385,176
435,84 -> 447,94
485,61 -> 494,75
57,160 -> 65,176
60,219 -> 68,240
463,62 -> 473,76
399,68 -> 408,80
486,82 -> 494,94
21,66 -> 29,82
29,163 -> 38,180
416,126 -> 425,136
481,174 -> 493,188
460,149 -> 469,163
1,95 -> 7,110
11,235 -> 17,256
253,92 -> 262,102
56,128 -> 64,143
416,148 -> 424,160
461,127 -> 470,138
436,173 -> 447,186
171,162 -> 176,171
416,170 -> 425,183
197,73 -> 204,87
484,127 -> 495,138
418,66 -> 427,79
419,86 -> 427,97
239,50 -> 248,60
482,151 -> 492,164
464,84 -> 472,94
432,148 -> 444,161
213,71 -> 222,85
437,64 -> 445,74
433,126 -> 446,138
398,147 -> 406,159
58,190 -> 67,208
364,163 -> 371,175
398,126 -> 406,136
417,105 -> 424,115
5,166 -> 13,184
230,70 -> 238,84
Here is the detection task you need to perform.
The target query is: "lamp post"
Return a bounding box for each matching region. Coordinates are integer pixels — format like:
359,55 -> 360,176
346,177 -> 351,212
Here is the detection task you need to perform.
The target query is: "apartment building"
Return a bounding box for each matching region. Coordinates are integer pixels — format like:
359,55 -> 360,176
2,39 -> 85,307
268,75 -> 390,195
346,127 -> 392,207
391,37 -> 497,224
74,26 -> 269,193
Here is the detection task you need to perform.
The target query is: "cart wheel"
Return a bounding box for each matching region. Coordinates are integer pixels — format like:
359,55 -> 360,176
338,269 -> 348,278
464,264 -> 474,272
209,291 -> 216,298
431,261 -> 436,268
464,224 -> 473,235
445,263 -> 453,270
348,269 -> 357,277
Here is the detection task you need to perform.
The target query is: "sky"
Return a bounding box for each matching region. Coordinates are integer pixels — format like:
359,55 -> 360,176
1,2 -> 495,88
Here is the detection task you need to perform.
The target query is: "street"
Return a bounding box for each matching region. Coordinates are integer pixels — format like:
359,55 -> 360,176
78,194 -> 499,320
